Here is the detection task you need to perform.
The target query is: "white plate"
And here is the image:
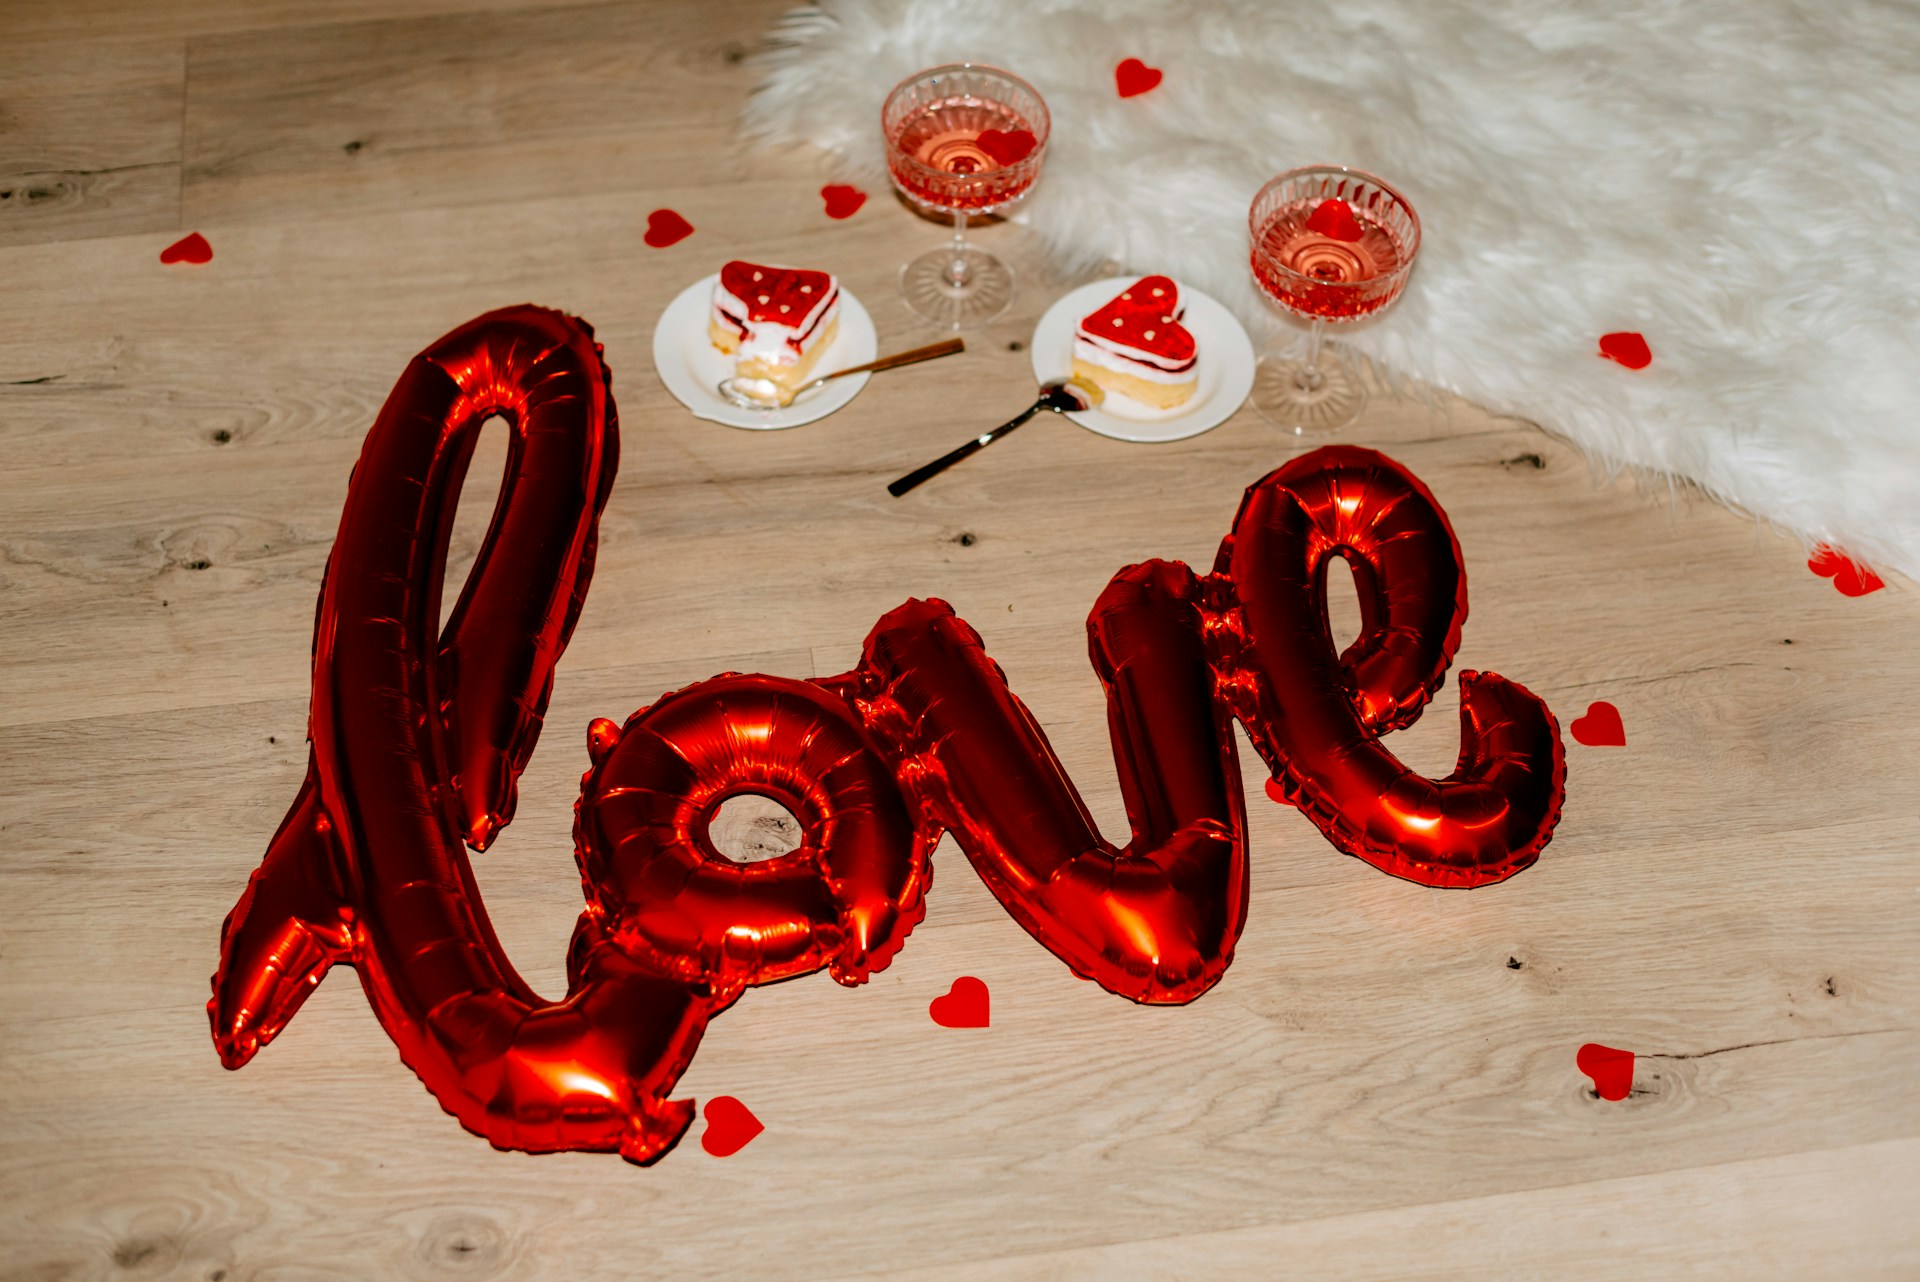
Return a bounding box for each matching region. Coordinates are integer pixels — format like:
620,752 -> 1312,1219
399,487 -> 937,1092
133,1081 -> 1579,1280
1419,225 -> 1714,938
1030,277 -> 1254,443
652,273 -> 878,430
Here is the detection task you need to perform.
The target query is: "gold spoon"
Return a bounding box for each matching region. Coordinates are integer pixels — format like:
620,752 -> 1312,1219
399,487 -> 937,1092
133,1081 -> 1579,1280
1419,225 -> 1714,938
718,337 -> 965,410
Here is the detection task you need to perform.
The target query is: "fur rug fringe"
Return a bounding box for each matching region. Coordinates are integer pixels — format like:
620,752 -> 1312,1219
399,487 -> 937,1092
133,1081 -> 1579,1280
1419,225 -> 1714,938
744,0 -> 1920,583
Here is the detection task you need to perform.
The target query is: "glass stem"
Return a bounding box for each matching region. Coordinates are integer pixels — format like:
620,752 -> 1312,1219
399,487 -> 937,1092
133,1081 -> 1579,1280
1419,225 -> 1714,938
945,211 -> 971,289
1297,320 -> 1327,392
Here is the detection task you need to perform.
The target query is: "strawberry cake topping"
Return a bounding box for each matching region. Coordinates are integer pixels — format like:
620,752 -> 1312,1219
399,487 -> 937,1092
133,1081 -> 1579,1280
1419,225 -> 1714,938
1074,276 -> 1197,378
712,261 -> 840,360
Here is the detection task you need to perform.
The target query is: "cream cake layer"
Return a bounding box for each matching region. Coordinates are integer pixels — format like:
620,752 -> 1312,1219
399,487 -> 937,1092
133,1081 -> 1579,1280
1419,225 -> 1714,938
1068,357 -> 1193,410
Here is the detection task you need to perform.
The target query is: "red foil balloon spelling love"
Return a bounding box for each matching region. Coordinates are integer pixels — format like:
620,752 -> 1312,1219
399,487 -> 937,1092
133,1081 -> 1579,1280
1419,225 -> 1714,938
212,305 -> 1564,1165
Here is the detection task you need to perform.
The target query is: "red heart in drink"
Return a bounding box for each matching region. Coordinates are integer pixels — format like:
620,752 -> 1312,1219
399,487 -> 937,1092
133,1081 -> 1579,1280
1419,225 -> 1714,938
159,232 -> 213,265
1079,275 -> 1195,365
700,1095 -> 764,1156
1305,199 -> 1364,243
929,976 -> 990,1028
1569,700 -> 1625,747
1598,331 -> 1652,369
976,128 -> 1037,167
1115,57 -> 1164,98
643,208 -> 694,248
821,183 -> 867,219
1808,545 -> 1884,596
1576,1043 -> 1635,1100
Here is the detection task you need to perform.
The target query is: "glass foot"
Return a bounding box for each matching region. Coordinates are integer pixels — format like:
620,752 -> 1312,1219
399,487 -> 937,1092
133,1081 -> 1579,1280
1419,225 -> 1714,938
900,245 -> 1014,330
1251,348 -> 1366,435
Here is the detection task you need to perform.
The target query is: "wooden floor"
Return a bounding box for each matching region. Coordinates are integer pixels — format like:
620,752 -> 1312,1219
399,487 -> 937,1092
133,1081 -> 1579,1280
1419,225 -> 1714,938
3,2 -> 1917,1278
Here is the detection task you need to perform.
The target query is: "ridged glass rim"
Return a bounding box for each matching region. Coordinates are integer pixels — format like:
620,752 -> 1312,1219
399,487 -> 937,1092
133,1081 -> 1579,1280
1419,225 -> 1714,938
1249,165 -> 1422,291
881,62 -> 1052,187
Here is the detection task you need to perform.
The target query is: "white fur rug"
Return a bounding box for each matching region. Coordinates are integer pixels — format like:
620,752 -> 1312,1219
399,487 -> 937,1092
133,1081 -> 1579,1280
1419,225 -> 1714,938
744,0 -> 1920,583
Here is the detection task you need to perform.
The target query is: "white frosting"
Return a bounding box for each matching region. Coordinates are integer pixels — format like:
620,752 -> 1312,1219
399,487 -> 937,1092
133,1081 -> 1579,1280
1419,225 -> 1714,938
1073,334 -> 1197,385
711,270 -> 838,368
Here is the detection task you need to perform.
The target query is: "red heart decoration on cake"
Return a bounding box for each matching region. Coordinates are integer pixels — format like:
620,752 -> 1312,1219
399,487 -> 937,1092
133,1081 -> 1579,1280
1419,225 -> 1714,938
1305,199 -> 1364,243
643,208 -> 694,248
700,1095 -> 764,1156
159,232 -> 213,265
1598,331 -> 1652,369
1080,276 -> 1196,364
1115,57 -> 1164,98
929,976 -> 990,1028
1569,700 -> 1625,747
1576,1043 -> 1635,1101
976,128 -> 1037,166
821,183 -> 867,219
1808,545 -> 1884,596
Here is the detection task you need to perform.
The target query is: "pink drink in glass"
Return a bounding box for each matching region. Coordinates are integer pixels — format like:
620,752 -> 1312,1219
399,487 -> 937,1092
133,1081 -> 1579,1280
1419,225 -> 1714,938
1246,166 -> 1421,433
882,64 -> 1049,329
886,97 -> 1041,213
1251,197 -> 1413,321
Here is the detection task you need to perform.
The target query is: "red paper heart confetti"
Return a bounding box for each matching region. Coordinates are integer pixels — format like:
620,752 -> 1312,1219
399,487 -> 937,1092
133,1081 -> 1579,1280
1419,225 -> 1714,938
1808,545 -> 1884,597
159,232 -> 213,265
1569,700 -> 1625,747
929,976 -> 990,1028
1576,1043 -> 1635,1101
1305,199 -> 1364,243
643,208 -> 694,248
1598,331 -> 1652,369
700,1095 -> 764,1157
1264,777 -> 1290,806
1115,57 -> 1164,98
821,183 -> 867,220
976,128 -> 1037,167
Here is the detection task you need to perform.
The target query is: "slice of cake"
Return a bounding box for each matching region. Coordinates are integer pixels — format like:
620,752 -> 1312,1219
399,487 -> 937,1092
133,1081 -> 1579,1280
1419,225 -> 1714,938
1070,276 -> 1198,410
710,261 -> 841,398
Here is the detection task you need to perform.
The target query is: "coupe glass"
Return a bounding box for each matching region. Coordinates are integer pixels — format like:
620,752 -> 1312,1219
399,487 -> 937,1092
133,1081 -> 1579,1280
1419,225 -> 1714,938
1248,166 -> 1421,433
882,64 -> 1049,330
